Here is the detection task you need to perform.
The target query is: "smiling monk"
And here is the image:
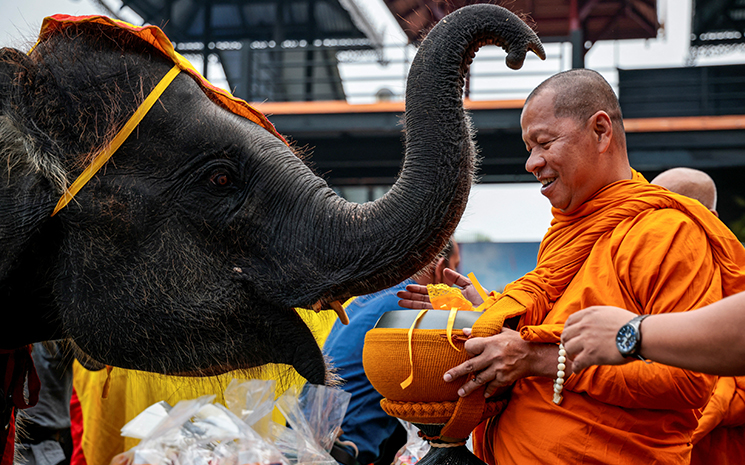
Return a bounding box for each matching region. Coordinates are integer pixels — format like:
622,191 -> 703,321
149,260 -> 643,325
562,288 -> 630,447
398,69 -> 745,464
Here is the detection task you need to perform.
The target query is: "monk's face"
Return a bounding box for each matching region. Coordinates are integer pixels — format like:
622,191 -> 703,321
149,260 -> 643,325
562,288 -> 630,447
521,90 -> 600,214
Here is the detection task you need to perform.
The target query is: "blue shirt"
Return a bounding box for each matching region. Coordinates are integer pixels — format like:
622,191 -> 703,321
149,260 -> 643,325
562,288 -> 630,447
323,279 -> 414,464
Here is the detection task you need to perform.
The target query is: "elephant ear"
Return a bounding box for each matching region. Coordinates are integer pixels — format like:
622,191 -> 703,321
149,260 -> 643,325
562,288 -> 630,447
0,47 -> 61,284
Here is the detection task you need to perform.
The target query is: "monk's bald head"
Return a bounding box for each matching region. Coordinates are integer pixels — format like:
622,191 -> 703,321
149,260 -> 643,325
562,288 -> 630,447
526,69 -> 626,150
651,168 -> 718,214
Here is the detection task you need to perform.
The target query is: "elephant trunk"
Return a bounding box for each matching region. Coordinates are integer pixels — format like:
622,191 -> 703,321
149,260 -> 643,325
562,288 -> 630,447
280,5 -> 544,308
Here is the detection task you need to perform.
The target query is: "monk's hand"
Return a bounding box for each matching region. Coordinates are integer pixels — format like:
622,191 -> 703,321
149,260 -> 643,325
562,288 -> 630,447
442,268 -> 485,307
562,306 -> 638,373
443,327 -> 540,398
397,284 -> 433,309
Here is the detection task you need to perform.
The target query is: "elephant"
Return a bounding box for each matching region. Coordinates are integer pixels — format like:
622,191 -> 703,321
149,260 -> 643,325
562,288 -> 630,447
0,5 -> 544,389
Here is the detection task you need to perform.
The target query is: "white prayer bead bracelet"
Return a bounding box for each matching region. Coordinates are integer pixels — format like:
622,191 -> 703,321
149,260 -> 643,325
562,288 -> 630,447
553,343 -> 566,405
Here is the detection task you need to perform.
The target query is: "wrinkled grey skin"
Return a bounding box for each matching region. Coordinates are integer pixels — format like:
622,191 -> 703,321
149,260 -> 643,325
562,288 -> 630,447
0,5 -> 543,384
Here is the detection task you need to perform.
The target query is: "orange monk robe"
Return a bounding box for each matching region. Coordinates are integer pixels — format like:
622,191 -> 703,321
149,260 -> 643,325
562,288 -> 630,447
474,173 -> 745,464
73,308 -> 336,465
691,376 -> 745,465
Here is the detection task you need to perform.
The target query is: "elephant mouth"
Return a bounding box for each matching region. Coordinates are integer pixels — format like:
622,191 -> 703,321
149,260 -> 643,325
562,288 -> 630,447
68,303 -> 328,385
287,308 -> 331,385
169,366 -> 240,377
166,309 -> 328,384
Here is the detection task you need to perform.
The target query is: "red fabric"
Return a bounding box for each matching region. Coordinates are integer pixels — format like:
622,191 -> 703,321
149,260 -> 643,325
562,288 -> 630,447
4,346 -> 40,410
0,410 -> 15,465
70,387 -> 88,465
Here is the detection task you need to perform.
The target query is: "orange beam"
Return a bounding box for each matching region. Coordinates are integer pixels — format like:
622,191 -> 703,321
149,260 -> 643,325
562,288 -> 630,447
252,100 -> 404,115
623,115 -> 745,133
251,99 -> 745,133
251,99 -> 525,115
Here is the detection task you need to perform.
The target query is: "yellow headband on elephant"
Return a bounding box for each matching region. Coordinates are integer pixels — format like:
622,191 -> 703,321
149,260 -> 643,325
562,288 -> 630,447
30,14 -> 288,216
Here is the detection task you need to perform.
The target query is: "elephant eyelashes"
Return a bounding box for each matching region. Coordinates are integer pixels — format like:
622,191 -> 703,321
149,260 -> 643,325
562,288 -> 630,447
209,171 -> 232,187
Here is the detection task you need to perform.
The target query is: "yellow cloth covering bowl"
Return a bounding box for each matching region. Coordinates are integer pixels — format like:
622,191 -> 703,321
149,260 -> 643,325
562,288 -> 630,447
364,327 -> 471,405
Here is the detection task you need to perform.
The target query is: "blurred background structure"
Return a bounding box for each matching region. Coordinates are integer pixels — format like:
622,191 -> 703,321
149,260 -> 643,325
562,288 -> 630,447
2,0 -> 745,291
112,0 -> 386,101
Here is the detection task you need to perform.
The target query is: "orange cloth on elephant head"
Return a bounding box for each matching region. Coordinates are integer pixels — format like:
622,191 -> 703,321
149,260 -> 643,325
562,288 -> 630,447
33,15 -> 287,146
473,170 -> 745,464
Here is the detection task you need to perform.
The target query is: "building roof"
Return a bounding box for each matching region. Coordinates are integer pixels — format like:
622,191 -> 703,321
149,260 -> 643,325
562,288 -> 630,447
381,0 -> 659,45
120,0 -> 383,46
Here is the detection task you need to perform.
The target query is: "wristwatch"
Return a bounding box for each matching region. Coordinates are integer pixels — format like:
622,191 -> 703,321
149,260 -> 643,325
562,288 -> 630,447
616,314 -> 650,361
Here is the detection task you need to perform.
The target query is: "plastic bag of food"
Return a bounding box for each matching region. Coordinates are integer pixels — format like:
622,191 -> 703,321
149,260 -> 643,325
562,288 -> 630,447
275,384 -> 350,465
224,379 -> 277,439
121,401 -> 173,440
128,395 -> 289,465
393,420 -> 431,465
129,395 -> 215,464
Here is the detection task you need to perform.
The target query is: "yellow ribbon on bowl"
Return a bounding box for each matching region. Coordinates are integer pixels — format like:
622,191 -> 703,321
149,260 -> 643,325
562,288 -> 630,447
400,276 -> 491,390
400,308 -> 429,390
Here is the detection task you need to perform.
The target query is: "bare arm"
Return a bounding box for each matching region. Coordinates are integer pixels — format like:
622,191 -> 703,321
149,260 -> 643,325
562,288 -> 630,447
562,291 -> 745,376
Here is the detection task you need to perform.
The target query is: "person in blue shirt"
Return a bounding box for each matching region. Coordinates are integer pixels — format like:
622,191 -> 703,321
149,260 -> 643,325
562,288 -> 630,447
325,240 -> 460,465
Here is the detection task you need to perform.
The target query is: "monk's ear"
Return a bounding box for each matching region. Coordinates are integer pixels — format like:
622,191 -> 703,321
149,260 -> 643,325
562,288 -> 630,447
590,110 -> 612,154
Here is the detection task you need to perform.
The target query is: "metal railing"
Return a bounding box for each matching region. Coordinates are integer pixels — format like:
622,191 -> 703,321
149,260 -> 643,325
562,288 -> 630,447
338,42 -> 618,103
194,40 -> 619,103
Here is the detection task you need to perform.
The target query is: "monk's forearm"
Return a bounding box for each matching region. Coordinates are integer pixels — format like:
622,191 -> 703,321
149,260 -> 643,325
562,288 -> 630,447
527,343 -> 572,379
639,292 -> 745,376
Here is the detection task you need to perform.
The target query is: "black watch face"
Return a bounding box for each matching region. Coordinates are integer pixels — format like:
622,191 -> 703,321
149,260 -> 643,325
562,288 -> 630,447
616,325 -> 638,354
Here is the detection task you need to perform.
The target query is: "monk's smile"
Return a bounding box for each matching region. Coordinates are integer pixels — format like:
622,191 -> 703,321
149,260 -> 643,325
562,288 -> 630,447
521,90 -> 603,214
538,175 -> 557,194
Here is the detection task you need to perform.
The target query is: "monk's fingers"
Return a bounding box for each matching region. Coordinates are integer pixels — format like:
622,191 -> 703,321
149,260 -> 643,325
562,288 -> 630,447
443,268 -> 471,288
560,321 -> 579,345
455,363 -> 514,398
443,355 -> 486,384
562,334 -> 582,360
457,370 -> 494,397
570,352 -> 589,373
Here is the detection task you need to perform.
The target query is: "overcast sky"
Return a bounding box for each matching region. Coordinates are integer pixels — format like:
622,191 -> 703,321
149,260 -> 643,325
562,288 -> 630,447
2,0 -> 744,242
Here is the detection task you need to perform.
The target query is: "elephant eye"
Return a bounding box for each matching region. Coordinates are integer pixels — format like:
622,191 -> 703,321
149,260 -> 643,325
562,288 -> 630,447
210,171 -> 232,187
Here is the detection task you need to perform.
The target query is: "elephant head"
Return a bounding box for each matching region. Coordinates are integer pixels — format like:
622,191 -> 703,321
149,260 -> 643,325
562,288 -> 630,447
0,6 -> 543,384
